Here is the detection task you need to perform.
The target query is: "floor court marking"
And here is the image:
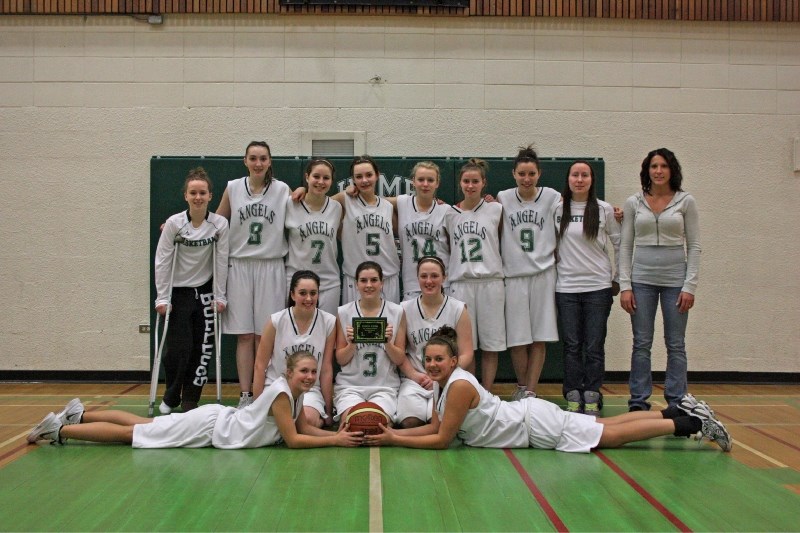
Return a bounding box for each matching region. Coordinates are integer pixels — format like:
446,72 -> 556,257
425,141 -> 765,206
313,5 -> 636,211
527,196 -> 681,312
594,450 -> 692,533
717,412 -> 800,454
503,449 -> 569,532
370,447 -> 383,533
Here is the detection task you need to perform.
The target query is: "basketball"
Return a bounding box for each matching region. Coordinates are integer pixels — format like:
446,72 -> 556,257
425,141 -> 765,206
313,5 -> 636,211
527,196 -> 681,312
344,402 -> 391,435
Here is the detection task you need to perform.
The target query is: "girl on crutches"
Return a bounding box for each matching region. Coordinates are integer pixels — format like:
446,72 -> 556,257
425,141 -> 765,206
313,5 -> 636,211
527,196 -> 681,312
154,167 -> 229,414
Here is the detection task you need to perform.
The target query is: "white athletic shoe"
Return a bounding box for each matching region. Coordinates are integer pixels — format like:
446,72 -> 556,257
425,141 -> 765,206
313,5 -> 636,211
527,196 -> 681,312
237,393 -> 253,409
677,393 -> 716,419
56,398 -> 84,425
159,401 -> 172,415
697,417 -> 734,452
27,412 -> 64,444
511,387 -> 528,402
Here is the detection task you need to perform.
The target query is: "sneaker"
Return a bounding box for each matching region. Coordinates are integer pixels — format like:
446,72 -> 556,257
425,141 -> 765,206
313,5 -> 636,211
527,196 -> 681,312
524,391 -> 537,399
677,393 -> 716,419
511,386 -> 527,402
565,390 -> 582,413
238,393 -> 253,409
697,417 -> 733,452
583,391 -> 601,417
56,398 -> 84,425
27,412 -> 63,444
159,401 -> 172,415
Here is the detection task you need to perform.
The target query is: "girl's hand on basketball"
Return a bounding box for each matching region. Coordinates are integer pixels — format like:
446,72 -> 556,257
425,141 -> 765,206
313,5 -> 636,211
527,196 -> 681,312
620,290 -> 636,314
364,424 -> 393,446
337,424 -> 365,447
291,187 -> 307,202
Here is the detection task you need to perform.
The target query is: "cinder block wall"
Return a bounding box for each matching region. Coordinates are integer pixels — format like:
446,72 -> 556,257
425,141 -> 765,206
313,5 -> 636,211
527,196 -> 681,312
1,15 -> 798,373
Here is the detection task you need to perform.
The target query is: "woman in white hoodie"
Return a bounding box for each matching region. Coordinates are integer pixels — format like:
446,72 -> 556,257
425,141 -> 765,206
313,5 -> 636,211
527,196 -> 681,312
619,148 -> 701,412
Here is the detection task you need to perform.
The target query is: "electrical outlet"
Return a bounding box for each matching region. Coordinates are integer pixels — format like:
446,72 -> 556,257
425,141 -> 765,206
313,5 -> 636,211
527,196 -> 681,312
139,324 -> 151,333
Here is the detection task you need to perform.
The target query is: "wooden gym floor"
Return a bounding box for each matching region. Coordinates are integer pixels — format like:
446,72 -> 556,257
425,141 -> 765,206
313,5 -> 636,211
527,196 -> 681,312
1,382 -> 799,532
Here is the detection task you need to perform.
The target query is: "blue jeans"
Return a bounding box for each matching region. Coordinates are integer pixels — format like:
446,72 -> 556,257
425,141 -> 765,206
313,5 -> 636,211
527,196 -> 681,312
628,283 -> 688,410
556,288 -> 613,397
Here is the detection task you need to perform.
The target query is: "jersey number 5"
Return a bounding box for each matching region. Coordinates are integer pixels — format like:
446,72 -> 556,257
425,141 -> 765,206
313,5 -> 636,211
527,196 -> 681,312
366,233 -> 380,256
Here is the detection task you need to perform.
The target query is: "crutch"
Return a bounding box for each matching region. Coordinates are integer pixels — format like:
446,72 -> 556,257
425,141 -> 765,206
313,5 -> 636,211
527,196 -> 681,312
212,234 -> 222,405
148,237 -> 181,417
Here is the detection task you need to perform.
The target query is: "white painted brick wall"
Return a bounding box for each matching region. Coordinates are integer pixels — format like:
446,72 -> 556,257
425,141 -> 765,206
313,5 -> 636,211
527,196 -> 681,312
0,14 -> 798,374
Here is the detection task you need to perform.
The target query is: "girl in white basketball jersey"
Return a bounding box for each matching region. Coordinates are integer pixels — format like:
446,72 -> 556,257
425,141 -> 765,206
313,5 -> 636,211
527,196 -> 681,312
28,352 -> 364,449
335,261 -> 407,422
445,158 -> 506,393
364,328 -> 732,453
342,160 -> 451,301
252,271 -> 336,428
293,156 -> 401,303
555,161 -> 621,416
284,159 -> 342,315
398,256 -> 473,428
216,141 -> 291,408
395,162 -> 451,300
499,145 -> 561,401
154,168 -> 228,414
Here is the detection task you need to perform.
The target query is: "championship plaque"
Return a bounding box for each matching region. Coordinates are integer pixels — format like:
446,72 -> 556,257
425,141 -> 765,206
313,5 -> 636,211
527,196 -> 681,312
352,317 -> 387,344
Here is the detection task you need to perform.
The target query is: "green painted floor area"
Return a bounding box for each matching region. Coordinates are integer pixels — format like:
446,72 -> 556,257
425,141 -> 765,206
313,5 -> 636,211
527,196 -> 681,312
3,437 -> 799,532
3,393 -> 800,532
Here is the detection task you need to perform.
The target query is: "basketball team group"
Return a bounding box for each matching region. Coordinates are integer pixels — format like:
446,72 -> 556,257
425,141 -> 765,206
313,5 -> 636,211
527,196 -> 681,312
28,141 -> 733,454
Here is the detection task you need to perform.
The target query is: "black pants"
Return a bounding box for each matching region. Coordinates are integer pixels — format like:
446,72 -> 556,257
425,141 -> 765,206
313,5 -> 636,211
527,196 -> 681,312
163,280 -> 215,408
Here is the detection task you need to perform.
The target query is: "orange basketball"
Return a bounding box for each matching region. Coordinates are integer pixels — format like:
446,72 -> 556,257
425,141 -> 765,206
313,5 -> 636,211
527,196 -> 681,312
344,402 -> 391,436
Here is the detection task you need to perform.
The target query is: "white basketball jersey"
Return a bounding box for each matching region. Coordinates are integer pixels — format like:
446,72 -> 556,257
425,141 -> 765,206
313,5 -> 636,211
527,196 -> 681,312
435,368 -> 528,448
335,300 -> 403,389
402,296 -> 466,374
397,195 -> 451,292
226,177 -> 289,259
285,196 -> 342,291
212,376 -> 301,449
445,200 -> 503,282
499,187 -> 560,277
341,194 -> 400,278
265,308 -> 336,391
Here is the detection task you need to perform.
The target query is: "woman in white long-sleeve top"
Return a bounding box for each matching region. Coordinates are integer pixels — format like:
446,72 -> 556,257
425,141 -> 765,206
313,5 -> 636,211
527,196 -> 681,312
619,148 -> 701,412
555,161 -> 620,416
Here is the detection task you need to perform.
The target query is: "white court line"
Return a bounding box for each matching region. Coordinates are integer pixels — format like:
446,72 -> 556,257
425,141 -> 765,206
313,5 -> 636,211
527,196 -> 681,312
0,430 -> 31,449
369,447 -> 383,533
732,440 -> 789,468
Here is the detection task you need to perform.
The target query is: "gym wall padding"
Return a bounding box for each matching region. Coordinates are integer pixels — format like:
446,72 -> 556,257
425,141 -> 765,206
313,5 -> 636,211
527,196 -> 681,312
150,156 -> 605,383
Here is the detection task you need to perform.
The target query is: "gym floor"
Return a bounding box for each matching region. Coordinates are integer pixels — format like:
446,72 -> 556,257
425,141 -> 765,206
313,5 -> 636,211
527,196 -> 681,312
1,382 -> 799,532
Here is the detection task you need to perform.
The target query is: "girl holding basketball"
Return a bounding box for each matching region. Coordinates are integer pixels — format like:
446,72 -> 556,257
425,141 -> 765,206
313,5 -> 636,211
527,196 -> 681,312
364,327 -> 732,453
252,270 -> 336,428
28,352 -> 364,449
445,158 -> 506,392
498,145 -> 561,402
284,159 -> 342,316
216,141 -> 291,409
154,167 -> 228,414
335,261 -> 407,423
398,256 -> 473,428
